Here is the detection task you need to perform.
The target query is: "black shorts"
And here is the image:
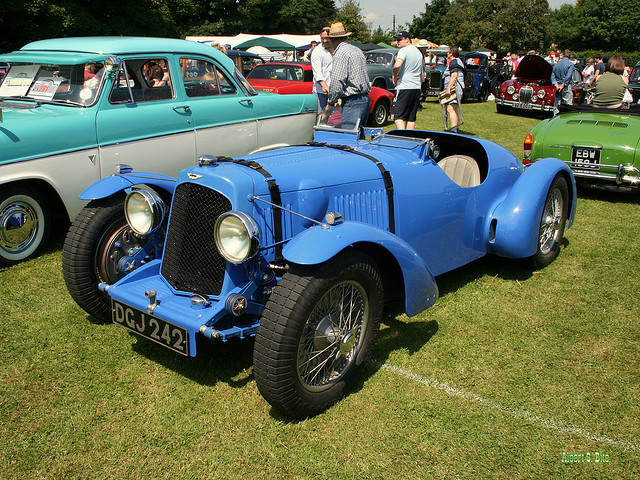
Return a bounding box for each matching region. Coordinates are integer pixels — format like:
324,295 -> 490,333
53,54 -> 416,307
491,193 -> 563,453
391,89 -> 421,122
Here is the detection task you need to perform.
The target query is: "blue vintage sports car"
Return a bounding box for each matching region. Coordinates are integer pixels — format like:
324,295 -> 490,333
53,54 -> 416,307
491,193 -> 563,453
63,117 -> 576,418
0,37 -> 316,266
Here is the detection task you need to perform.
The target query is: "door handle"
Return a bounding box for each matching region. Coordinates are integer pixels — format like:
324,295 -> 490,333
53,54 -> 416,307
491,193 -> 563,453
238,99 -> 252,105
173,105 -> 190,112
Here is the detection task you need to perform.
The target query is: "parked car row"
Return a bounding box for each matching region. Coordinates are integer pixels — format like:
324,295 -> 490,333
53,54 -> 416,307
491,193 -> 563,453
365,48 -> 500,103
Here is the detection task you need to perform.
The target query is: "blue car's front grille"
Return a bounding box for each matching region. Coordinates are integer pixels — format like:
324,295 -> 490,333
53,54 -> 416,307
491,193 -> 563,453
161,183 -> 231,295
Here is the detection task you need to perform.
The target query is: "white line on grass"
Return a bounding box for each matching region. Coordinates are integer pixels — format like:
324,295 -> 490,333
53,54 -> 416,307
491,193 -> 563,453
373,361 -> 640,452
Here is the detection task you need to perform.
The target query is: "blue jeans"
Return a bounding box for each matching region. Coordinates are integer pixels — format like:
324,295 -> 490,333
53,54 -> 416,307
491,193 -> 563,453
315,93 -> 328,114
553,85 -> 572,115
339,93 -> 370,130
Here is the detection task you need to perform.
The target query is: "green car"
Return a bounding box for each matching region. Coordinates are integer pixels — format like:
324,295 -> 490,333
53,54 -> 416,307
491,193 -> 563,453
524,105 -> 640,188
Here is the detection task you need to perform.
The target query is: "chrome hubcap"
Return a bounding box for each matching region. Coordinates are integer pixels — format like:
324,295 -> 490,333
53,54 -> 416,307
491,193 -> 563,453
0,201 -> 39,254
539,188 -> 563,255
297,281 -> 368,392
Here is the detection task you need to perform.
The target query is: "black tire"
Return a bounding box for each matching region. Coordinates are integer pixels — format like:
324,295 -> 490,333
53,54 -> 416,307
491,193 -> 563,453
525,174 -> 569,269
496,103 -> 510,114
491,77 -> 503,97
0,185 -> 51,267
368,100 -> 389,127
253,251 -> 383,418
63,193 -> 141,320
477,84 -> 489,102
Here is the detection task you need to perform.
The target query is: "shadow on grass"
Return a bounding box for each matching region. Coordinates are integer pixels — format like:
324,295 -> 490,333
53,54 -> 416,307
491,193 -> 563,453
115,249 -> 570,422
576,182 -> 640,203
130,332 -> 256,389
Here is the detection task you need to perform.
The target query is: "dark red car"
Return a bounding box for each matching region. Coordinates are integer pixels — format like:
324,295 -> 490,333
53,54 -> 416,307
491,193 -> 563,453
496,55 -> 584,115
246,62 -> 394,127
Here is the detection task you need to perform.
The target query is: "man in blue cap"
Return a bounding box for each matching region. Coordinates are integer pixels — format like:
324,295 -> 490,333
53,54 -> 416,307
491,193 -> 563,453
392,31 -> 425,129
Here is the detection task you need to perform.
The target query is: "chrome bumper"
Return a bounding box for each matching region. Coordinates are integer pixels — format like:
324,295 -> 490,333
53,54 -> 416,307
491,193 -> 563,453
569,162 -> 640,185
496,98 -> 553,112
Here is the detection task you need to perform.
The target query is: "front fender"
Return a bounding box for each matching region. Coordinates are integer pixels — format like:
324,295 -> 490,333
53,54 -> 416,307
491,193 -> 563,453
80,172 -> 176,201
490,158 -> 576,258
282,221 -> 439,317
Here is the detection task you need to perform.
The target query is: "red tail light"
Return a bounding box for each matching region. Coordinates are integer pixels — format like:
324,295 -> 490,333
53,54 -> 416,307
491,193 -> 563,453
523,133 -> 533,161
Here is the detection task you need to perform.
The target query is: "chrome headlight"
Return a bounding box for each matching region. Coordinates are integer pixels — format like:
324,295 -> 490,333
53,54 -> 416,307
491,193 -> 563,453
537,90 -> 546,99
124,188 -> 166,235
507,85 -> 515,95
214,211 -> 260,264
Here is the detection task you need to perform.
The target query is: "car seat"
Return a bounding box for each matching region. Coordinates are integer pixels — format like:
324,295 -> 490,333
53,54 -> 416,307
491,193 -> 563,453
437,154 -> 481,187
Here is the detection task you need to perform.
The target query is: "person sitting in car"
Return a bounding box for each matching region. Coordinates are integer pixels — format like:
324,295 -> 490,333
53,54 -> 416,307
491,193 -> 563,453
593,55 -> 627,108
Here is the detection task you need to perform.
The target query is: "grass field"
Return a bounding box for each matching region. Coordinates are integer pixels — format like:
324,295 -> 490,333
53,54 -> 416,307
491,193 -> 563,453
1,100 -> 639,479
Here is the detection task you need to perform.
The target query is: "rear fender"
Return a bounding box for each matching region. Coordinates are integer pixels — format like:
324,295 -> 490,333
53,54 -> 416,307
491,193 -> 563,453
490,158 -> 576,258
79,172 -> 176,201
282,222 -> 439,316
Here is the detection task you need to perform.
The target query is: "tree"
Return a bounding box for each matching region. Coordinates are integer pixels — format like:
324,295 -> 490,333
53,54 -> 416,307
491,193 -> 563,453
440,0 -> 505,50
494,0 -> 550,53
548,4 -> 581,51
410,0 -> 450,44
370,26 -> 392,45
0,0 -> 179,52
410,0 -> 551,54
277,0 -> 337,35
333,0 -> 370,42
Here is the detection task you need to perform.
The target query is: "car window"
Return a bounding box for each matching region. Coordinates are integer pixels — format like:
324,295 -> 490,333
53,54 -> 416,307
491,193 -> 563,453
0,61 -> 105,106
242,56 -> 263,76
181,58 -> 237,98
247,64 -> 304,81
630,67 -> 640,83
109,57 -> 173,104
365,52 -> 393,66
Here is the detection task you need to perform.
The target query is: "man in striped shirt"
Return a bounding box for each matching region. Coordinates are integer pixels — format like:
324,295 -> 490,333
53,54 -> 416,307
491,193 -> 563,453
327,22 -> 371,130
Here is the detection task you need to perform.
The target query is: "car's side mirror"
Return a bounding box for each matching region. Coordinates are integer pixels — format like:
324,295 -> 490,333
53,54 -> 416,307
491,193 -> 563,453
104,56 -> 121,74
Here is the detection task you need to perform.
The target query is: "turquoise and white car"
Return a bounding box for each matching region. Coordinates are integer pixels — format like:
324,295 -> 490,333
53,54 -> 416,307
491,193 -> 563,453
0,37 -> 317,266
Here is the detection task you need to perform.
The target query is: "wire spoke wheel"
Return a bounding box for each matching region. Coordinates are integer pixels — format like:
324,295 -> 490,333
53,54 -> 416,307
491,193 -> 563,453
297,281 -> 368,392
254,251 -> 383,419
525,174 -> 569,269
539,187 -> 563,255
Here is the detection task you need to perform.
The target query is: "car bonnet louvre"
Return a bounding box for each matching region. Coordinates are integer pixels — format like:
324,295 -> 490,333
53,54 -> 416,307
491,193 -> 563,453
565,119 -> 628,128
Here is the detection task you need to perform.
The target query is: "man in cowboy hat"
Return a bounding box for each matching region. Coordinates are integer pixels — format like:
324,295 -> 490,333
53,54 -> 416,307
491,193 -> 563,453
326,22 -> 371,130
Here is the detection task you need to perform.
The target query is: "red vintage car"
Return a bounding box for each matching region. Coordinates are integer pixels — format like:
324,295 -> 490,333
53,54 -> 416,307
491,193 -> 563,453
246,62 -> 394,127
496,55 -> 584,115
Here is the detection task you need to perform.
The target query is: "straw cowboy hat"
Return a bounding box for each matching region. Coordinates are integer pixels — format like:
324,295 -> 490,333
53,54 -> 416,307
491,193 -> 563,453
327,22 -> 352,37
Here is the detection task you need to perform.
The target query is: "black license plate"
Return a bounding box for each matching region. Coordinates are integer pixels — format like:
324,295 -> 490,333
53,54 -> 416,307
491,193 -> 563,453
112,300 -> 189,356
571,147 -> 601,173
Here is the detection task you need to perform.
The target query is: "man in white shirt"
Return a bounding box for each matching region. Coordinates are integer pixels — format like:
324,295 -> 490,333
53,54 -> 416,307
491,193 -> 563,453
310,27 -> 333,119
392,31 -> 425,129
303,41 -> 318,61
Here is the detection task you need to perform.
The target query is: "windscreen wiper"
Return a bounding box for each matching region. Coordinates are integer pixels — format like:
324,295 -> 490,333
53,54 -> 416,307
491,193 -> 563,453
0,96 -> 42,106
